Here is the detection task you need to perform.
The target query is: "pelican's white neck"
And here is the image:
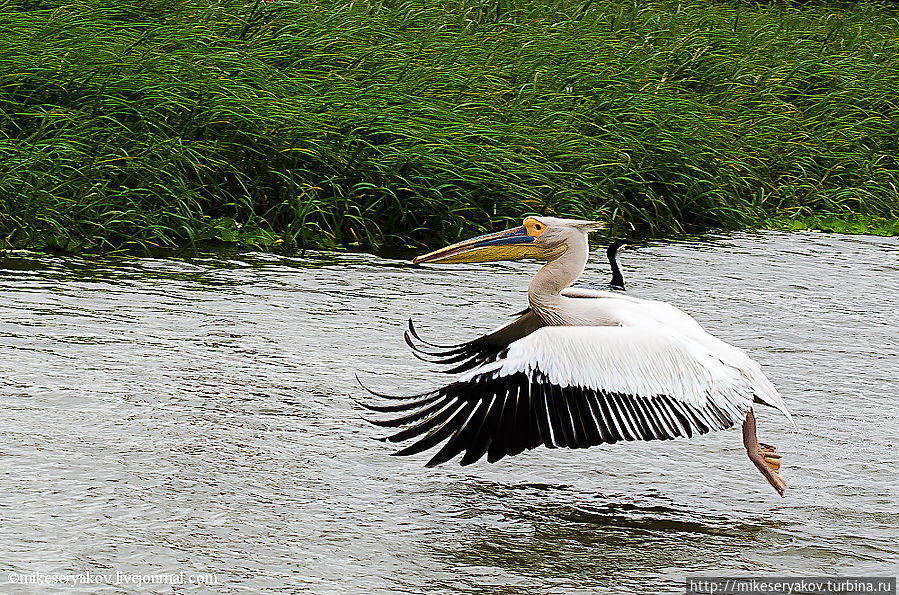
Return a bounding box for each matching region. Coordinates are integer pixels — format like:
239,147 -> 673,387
527,232 -> 589,325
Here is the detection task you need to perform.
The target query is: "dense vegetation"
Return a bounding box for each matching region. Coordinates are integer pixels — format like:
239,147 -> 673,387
1,0 -> 898,253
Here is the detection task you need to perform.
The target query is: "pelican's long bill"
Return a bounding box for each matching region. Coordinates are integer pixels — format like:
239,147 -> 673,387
412,224 -> 539,265
411,216 -> 599,264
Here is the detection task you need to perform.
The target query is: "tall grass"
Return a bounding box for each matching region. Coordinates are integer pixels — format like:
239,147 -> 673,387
0,0 -> 897,252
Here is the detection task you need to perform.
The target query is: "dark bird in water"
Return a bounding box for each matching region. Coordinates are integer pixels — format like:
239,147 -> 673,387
577,238 -> 630,292
607,239 -> 628,291
361,217 -> 791,496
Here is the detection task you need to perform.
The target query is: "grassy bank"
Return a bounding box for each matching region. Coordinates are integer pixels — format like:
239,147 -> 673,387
1,0 -> 898,253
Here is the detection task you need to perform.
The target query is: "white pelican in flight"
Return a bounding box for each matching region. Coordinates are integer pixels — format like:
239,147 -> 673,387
362,217 -> 791,496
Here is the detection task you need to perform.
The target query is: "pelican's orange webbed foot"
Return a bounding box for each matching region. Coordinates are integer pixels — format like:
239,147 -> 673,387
742,409 -> 786,497
758,442 -> 782,473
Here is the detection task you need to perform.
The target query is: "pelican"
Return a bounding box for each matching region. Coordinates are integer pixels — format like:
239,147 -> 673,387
362,217 -> 791,496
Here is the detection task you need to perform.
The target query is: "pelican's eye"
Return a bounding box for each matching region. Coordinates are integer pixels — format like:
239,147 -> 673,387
523,218 -> 547,238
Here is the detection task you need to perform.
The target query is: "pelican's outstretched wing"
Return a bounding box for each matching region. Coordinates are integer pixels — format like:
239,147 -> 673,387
405,310 -> 544,374
362,326 -> 769,466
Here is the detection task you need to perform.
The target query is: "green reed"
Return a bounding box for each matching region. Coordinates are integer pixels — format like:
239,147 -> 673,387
0,0 -> 897,253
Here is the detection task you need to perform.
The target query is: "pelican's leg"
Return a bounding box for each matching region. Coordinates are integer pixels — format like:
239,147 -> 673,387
742,408 -> 786,497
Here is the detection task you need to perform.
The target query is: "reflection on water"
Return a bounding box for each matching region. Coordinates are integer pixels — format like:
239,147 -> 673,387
0,231 -> 897,593
439,481 -> 771,588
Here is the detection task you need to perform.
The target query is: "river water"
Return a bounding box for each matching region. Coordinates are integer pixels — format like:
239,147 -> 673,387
0,231 -> 896,593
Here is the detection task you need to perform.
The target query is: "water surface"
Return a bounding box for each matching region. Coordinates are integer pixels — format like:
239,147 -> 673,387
1,231 -> 897,593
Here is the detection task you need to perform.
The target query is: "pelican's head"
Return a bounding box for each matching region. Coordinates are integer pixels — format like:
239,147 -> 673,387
413,216 -> 605,264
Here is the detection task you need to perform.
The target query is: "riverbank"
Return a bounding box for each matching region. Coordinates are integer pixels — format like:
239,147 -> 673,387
1,0 -> 897,253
